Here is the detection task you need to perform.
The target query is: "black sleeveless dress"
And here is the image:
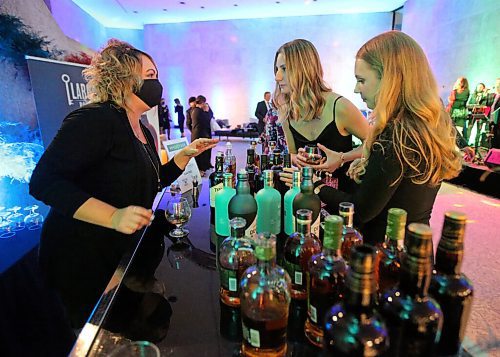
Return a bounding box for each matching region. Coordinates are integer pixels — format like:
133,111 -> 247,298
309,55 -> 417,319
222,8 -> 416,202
289,96 -> 355,193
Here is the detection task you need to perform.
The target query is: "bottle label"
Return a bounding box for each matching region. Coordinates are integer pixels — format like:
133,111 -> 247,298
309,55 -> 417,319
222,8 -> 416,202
245,218 -> 257,238
242,323 -> 261,348
283,260 -> 304,287
219,267 -> 238,292
309,304 -> 318,323
311,215 -> 320,237
210,183 -> 224,207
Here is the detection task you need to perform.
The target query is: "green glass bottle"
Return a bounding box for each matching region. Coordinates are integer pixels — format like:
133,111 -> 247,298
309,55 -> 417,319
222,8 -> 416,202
338,202 -> 363,264
323,245 -> 389,356
375,208 -> 407,294
255,170 -> 281,235
429,211 -> 473,356
283,209 -> 321,300
240,233 -> 291,357
215,173 -> 236,237
219,217 -> 257,307
305,215 -> 347,348
380,223 -> 443,357
229,170 -> 258,238
283,170 -> 301,236
293,167 -> 321,237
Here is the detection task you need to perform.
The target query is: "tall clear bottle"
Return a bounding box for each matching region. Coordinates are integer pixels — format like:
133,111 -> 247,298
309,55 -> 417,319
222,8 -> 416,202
215,173 -> 236,237
375,208 -> 407,294
283,171 -> 301,236
229,170 -> 258,238
219,217 -> 257,307
305,215 -> 347,347
209,151 -> 225,249
429,211 -> 473,356
255,170 -> 281,235
224,141 -> 237,184
240,234 -> 291,357
323,245 -> 389,356
293,167 -> 321,237
338,202 -> 363,263
283,209 -> 322,300
380,223 -> 443,357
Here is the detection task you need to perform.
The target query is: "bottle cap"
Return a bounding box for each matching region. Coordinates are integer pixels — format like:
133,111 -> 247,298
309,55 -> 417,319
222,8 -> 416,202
302,167 -> 313,179
323,215 -> 343,249
339,202 -> 354,215
255,233 -> 276,261
386,208 -> 407,241
296,209 -> 312,223
292,170 -> 301,184
263,170 -> 274,183
439,211 -> 467,251
237,170 -> 248,180
406,223 -> 433,259
230,217 -> 247,237
226,142 -> 232,149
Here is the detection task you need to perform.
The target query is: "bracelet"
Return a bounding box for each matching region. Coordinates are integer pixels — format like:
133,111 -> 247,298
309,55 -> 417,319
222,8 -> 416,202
339,153 -> 345,168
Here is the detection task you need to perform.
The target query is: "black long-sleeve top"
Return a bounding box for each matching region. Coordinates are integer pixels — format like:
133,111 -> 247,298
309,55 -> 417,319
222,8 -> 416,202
29,101 -> 183,327
316,126 -> 441,245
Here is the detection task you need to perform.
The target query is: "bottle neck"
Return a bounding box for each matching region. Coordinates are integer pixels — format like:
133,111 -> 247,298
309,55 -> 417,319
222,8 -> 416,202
399,255 -> 432,298
264,177 -> 273,188
386,237 -> 404,250
297,219 -> 311,236
300,176 -> 314,194
435,248 -> 463,276
341,212 -> 354,228
215,158 -> 224,173
345,271 -> 377,310
236,179 -> 251,194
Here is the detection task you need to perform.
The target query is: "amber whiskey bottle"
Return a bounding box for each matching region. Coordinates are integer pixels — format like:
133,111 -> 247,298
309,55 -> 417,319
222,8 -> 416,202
338,202 -> 363,264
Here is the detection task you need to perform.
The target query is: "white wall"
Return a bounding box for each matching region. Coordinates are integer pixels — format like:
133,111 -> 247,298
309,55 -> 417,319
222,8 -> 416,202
402,0 -> 500,100
144,13 -> 392,126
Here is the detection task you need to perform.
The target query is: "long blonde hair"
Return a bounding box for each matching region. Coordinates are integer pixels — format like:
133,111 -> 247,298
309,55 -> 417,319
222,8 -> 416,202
358,31 -> 461,185
83,39 -> 157,110
452,77 -> 469,92
273,39 -> 331,121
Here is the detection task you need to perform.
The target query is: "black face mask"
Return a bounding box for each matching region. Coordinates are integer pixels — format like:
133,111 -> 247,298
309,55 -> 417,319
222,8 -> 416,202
134,79 -> 163,108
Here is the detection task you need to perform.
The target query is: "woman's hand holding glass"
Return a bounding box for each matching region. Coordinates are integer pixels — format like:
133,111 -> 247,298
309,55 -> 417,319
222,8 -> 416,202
111,205 -> 153,234
307,143 -> 344,173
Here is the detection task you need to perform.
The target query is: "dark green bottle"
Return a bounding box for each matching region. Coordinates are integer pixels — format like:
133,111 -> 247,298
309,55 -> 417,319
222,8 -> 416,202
293,167 -> 321,238
228,170 -> 258,238
209,151 -> 225,251
246,148 -> 257,195
380,223 -> 443,357
323,245 -> 389,356
429,211 -> 473,356
254,154 -> 269,193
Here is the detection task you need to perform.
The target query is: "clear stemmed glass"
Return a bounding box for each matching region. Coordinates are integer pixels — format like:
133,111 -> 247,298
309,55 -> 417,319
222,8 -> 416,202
7,206 -> 25,231
165,197 -> 191,239
23,205 -> 44,230
0,212 -> 15,239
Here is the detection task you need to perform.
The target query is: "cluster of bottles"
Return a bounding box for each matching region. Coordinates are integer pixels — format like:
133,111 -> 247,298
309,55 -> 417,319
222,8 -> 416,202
261,108 -> 287,155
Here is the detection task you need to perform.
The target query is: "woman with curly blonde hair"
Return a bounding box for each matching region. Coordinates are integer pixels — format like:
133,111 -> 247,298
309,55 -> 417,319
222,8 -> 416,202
274,39 -> 368,192
314,31 -> 462,244
30,39 -> 217,328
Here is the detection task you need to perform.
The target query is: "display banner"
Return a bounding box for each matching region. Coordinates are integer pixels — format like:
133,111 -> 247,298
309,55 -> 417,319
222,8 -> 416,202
26,56 -> 161,153
163,137 -> 201,193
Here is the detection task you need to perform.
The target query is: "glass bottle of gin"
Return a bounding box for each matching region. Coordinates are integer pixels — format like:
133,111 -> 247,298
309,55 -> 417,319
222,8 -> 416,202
229,170 -> 258,238
338,202 -> 363,264
323,245 -> 389,355
215,173 -> 236,238
255,170 -> 281,235
219,217 -> 257,307
240,233 -> 291,357
380,223 -> 443,357
305,215 -> 347,348
293,167 -> 321,237
375,207 -> 407,294
283,209 -> 322,300
429,211 -> 473,357
283,170 -> 301,236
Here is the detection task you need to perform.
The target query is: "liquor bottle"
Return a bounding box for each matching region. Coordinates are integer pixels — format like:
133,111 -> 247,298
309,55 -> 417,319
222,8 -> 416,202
209,152 -> 225,248
283,171 -> 301,236
380,223 -> 443,357
338,202 -> 363,264
293,167 -> 321,237
224,141 -> 237,184
375,208 -> 407,294
323,245 -> 389,355
283,209 -> 321,300
246,148 -> 257,195
255,154 -> 269,193
250,140 -> 260,170
255,170 -> 281,235
283,153 -> 291,169
305,215 -> 347,348
240,233 -> 291,357
219,217 -> 257,307
229,170 -> 258,238
429,211 -> 473,356
215,173 -> 236,238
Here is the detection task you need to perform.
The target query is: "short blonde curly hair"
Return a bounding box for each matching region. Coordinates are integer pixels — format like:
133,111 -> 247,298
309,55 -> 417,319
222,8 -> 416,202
83,39 -> 157,110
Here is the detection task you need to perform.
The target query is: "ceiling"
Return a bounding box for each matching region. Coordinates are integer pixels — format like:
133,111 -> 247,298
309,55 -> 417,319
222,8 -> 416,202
70,0 -> 406,29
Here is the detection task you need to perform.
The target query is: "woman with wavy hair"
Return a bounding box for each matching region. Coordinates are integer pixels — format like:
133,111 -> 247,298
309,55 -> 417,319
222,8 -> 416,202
30,39 -> 217,328
274,39 -> 368,192
314,31 -> 462,245
446,76 -> 470,136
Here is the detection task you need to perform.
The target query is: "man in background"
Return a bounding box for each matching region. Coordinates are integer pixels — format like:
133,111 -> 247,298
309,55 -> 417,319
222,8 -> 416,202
186,96 -> 196,132
255,91 -> 272,134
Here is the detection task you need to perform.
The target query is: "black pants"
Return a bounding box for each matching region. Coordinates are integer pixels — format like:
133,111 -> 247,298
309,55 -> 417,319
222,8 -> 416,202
178,117 -> 185,134
195,148 -> 212,171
